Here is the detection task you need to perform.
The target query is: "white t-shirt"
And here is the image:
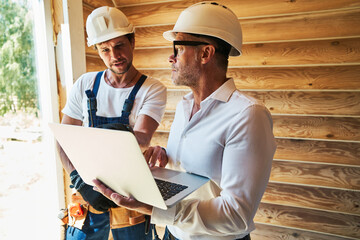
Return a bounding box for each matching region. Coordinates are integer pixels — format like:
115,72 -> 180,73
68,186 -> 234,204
62,71 -> 167,127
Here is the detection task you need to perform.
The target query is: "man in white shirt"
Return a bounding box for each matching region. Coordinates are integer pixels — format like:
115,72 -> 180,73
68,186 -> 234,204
59,6 -> 166,240
94,2 -> 276,240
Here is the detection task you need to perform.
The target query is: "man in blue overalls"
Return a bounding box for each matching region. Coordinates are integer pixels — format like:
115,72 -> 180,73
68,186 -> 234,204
58,6 -> 166,240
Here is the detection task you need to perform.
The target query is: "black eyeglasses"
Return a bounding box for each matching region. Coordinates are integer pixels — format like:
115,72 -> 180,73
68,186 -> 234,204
173,40 -> 210,58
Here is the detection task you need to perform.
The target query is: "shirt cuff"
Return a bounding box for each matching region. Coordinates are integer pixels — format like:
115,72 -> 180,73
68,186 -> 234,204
151,205 -> 177,225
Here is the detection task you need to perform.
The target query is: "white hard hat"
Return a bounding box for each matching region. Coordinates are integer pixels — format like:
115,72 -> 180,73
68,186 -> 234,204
86,6 -> 134,47
163,2 -> 242,56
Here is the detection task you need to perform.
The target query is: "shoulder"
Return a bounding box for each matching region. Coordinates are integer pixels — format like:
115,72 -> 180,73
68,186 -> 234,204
143,76 -> 165,88
141,76 -> 167,94
74,72 -> 99,86
232,90 -> 264,107
73,71 -> 102,91
229,90 -> 270,116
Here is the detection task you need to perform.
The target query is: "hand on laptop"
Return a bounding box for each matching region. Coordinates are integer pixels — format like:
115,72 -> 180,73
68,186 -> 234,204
92,179 -> 153,215
143,146 -> 168,168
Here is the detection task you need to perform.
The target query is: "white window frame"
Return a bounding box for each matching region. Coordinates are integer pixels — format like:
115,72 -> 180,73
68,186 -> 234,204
32,0 -> 86,238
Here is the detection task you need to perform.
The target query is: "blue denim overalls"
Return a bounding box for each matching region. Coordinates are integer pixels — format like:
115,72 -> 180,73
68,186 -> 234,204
66,71 -> 154,240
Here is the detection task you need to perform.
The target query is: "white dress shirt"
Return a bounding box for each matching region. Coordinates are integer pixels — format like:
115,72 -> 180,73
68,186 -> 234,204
151,78 -> 276,240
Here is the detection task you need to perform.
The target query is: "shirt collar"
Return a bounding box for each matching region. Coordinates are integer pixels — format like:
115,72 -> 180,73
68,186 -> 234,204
183,78 -> 236,103
209,78 -> 236,103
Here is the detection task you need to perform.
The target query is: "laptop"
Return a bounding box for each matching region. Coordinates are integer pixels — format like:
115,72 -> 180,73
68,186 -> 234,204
48,123 -> 209,210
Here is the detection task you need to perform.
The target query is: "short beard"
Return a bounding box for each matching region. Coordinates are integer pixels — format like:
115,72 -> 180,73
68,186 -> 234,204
172,66 -> 199,88
109,60 -> 132,75
172,52 -> 200,87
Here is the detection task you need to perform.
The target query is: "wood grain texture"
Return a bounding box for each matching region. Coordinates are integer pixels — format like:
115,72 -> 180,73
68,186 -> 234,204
125,8 -> 360,46
158,113 -> 360,141
270,161 -> 360,190
130,38 -> 360,67
259,90 -> 360,116
86,38 -> 360,67
52,0 -> 64,38
114,0 -> 179,7
86,55 -> 106,72
134,21 -> 360,48
254,202 -> 360,239
140,65 -> 360,90
263,182 -> 360,215
272,116 -> 360,141
240,8 -> 360,43
165,90 -> 360,115
274,139 -> 360,166
152,132 -> 360,166
119,0 -> 360,26
252,222 -> 356,240
83,0 -> 114,8
83,4 -> 93,27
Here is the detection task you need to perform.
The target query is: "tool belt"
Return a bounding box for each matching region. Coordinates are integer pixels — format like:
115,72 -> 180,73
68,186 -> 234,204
63,191 -> 145,230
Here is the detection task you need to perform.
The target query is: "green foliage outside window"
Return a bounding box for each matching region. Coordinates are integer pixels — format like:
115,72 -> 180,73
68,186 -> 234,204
0,0 -> 38,116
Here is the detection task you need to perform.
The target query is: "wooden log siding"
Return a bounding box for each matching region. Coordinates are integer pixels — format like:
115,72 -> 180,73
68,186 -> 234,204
164,90 -> 360,115
142,65 -> 360,90
81,8 -> 360,46
127,10 -> 360,47
80,0 -> 360,239
118,0 -> 360,25
159,113 -> 360,141
152,132 -> 360,166
262,182 -> 360,215
255,203 -> 360,239
128,39 -> 360,68
252,223 -> 358,240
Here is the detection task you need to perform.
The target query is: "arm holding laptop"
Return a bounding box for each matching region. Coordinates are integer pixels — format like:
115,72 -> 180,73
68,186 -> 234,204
92,144 -> 168,215
58,114 -> 159,174
93,178 -> 154,215
57,114 -> 160,212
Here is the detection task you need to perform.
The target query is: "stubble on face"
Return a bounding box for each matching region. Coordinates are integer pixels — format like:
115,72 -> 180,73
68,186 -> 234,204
108,59 -> 132,75
98,36 -> 134,76
172,50 -> 201,88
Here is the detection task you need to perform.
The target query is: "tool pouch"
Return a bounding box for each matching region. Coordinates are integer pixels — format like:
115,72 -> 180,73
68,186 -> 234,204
68,204 -> 88,230
109,207 -> 145,229
67,192 -> 89,230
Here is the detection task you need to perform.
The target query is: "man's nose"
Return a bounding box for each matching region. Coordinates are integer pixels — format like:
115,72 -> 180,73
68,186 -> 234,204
110,48 -> 120,60
168,54 -> 176,63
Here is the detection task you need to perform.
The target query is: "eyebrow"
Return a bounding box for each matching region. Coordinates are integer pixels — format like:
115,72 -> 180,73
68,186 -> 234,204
99,40 -> 126,49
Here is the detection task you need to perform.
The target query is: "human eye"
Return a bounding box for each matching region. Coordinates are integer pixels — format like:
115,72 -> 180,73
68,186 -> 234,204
177,46 -> 184,54
115,42 -> 125,49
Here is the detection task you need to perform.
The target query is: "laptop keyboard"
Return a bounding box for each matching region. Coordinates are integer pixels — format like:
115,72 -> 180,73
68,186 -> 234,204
155,179 -> 188,201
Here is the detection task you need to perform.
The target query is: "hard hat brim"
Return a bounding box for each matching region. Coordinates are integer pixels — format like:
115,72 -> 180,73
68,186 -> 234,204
163,30 -> 241,56
87,26 -> 134,47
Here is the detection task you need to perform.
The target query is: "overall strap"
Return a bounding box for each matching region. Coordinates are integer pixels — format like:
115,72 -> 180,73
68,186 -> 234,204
85,71 -> 103,127
121,75 -> 147,124
92,71 -> 102,97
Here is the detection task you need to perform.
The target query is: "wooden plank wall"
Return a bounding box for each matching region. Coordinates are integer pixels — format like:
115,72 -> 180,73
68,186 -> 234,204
82,0 -> 360,239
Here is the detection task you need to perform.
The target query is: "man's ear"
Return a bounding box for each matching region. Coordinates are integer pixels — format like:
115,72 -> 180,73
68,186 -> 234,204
130,37 -> 135,50
200,45 -> 216,64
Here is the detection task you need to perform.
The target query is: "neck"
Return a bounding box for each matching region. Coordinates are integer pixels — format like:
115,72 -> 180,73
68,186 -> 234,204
191,73 -> 227,106
189,72 -> 227,119
106,67 -> 139,88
